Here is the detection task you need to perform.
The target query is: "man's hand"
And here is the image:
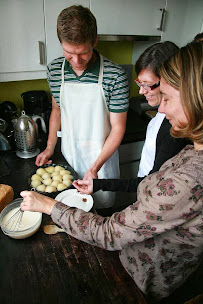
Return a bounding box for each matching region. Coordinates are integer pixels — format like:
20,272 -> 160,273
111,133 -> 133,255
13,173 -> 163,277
35,97 -> 61,167
72,179 -> 93,195
35,146 -> 54,166
83,168 -> 98,180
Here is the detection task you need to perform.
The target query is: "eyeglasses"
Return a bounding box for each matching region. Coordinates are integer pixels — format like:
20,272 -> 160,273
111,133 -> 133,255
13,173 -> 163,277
135,79 -> 160,91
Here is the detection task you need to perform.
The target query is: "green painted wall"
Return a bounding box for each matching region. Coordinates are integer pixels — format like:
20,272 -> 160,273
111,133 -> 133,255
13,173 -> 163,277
0,41 -> 138,111
0,79 -> 50,112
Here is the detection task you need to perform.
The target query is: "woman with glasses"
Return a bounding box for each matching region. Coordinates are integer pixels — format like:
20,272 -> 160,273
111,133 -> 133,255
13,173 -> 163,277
20,41 -> 203,303
135,41 -> 189,178
73,42 -> 189,197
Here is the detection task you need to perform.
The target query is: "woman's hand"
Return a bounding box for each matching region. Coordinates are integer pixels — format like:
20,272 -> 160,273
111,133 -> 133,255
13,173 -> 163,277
20,190 -> 57,215
72,179 -> 93,195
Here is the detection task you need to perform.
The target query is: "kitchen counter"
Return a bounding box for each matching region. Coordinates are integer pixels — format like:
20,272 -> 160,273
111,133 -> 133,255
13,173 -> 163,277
0,139 -> 147,304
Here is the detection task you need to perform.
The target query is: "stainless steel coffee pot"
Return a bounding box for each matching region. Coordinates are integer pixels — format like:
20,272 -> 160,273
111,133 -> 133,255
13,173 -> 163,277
14,111 -> 46,159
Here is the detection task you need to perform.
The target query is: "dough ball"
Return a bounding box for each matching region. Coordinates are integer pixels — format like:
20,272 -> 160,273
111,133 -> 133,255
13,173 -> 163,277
42,178 -> 52,186
63,179 -> 72,187
63,174 -> 73,180
36,184 -> 46,192
45,166 -> 55,173
42,173 -> 51,180
57,183 -> 67,191
52,175 -> 62,182
54,165 -> 64,172
45,186 -> 57,193
60,170 -> 71,176
31,180 -> 41,188
36,168 -> 47,176
51,180 -> 60,188
31,174 -> 42,182
51,171 -> 60,177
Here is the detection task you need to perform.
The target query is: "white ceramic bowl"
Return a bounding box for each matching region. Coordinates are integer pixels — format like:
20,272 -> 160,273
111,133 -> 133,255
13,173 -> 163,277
0,198 -> 42,239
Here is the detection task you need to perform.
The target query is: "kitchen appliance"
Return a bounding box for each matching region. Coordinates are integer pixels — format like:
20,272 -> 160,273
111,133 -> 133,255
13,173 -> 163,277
0,101 -> 18,150
21,90 -> 50,128
0,101 -> 18,122
0,132 -> 11,151
14,111 -> 46,159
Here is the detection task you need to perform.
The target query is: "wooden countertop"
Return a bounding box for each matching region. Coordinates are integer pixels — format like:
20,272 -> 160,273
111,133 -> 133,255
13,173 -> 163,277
0,141 -> 148,304
0,215 -> 147,304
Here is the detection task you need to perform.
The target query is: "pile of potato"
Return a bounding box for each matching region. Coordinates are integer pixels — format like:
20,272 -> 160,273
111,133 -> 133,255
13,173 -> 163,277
30,165 -> 73,193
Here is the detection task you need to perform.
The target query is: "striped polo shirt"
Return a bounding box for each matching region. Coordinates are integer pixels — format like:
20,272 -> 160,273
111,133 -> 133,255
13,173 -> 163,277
47,50 -> 129,113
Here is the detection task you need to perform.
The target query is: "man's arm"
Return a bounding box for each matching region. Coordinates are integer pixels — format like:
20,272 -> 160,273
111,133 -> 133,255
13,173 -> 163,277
83,111 -> 127,179
35,97 -> 61,166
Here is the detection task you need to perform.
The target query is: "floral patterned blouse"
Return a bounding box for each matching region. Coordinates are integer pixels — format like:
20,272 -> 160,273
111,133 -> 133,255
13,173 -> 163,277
51,146 -> 203,302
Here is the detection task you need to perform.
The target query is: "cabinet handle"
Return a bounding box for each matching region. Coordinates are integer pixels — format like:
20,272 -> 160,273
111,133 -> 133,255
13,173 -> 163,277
157,8 -> 166,31
38,41 -> 46,65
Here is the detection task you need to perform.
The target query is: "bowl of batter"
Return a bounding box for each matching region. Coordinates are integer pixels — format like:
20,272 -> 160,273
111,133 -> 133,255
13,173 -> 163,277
0,198 -> 42,239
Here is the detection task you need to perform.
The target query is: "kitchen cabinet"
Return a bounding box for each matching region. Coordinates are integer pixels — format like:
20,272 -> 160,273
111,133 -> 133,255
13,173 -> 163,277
0,0 -> 46,82
0,0 -> 89,82
161,0 -> 203,47
90,0 -> 166,36
132,0 -> 203,64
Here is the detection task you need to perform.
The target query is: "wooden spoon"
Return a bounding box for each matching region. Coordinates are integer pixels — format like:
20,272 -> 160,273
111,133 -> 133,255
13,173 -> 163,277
43,225 -> 65,234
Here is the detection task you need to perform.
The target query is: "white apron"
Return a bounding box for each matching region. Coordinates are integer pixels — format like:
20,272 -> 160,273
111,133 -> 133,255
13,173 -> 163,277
60,55 -> 120,208
137,112 -> 165,177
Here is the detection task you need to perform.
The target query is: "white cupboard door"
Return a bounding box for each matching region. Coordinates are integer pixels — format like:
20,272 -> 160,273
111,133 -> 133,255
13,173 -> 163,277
90,0 -> 166,36
0,0 -> 45,74
44,0 -> 89,65
161,0 -> 203,47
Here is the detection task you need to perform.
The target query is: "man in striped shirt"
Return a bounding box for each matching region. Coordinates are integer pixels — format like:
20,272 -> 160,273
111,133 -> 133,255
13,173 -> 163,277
35,5 -> 129,208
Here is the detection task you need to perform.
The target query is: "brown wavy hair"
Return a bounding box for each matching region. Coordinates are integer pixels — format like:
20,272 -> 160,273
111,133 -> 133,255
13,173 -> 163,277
159,41 -> 203,144
57,5 -> 97,45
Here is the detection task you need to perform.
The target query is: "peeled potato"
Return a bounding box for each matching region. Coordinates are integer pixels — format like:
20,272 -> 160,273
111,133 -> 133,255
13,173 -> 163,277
31,180 -> 41,188
53,175 -> 63,182
51,171 -> 60,177
30,164 -> 73,193
60,170 -> 71,176
54,165 -> 64,172
36,184 -> 46,192
51,180 -> 60,187
63,174 -> 73,180
63,179 -> 72,187
42,178 -> 52,186
57,183 -> 67,191
42,173 -> 51,180
31,174 -> 43,181
36,168 -> 47,176
45,166 -> 55,173
45,185 -> 57,193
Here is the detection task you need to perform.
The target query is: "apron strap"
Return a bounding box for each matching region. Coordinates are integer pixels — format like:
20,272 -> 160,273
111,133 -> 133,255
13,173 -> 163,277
62,59 -> 65,85
98,55 -> 104,85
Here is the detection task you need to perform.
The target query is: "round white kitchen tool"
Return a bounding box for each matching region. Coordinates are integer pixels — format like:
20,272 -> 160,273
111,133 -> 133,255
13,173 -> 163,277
55,189 -> 93,212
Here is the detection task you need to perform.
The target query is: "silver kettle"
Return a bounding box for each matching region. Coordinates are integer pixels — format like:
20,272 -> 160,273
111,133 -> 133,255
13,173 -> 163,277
14,111 -> 46,159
